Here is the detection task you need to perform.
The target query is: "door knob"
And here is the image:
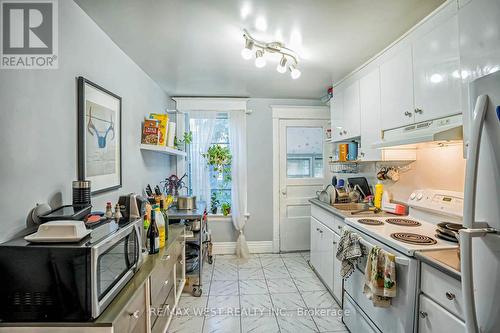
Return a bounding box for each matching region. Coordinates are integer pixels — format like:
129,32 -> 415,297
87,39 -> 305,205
419,311 -> 428,319
281,188 -> 287,195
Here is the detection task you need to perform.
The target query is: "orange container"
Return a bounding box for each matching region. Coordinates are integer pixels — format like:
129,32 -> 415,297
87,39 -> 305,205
339,144 -> 348,161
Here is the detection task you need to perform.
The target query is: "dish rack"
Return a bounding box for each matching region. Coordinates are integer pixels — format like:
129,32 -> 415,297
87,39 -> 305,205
329,161 -> 359,174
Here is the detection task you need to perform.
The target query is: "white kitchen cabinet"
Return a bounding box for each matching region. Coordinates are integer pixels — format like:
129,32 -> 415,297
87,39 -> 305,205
332,232 -> 342,302
359,68 -> 382,160
413,14 -> 461,122
380,45 -> 415,130
331,89 -> 345,142
310,217 -> 321,272
318,223 -> 335,292
343,80 -> 361,139
418,294 -> 465,333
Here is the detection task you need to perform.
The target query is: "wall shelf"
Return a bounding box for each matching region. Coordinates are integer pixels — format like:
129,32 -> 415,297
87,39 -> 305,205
140,144 -> 187,157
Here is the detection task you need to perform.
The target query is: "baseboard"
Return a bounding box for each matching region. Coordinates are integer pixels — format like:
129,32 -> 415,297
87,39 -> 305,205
212,241 -> 274,255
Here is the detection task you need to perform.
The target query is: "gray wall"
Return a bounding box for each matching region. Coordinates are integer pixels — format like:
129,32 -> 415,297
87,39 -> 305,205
210,98 -> 323,242
0,0 -> 175,242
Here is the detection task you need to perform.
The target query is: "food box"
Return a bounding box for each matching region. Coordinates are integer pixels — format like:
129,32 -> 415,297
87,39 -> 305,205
149,113 -> 169,146
141,119 -> 160,145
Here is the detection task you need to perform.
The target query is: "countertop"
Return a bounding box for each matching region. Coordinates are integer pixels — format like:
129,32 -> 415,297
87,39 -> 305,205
167,201 -> 206,220
415,249 -> 461,281
309,198 -> 396,219
0,224 -> 185,328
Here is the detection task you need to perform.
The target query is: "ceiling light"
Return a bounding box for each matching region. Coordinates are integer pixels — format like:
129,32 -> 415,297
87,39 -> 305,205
255,16 -> 267,32
240,3 -> 251,19
289,64 -> 301,79
241,39 -> 254,60
255,49 -> 266,68
277,56 -> 287,73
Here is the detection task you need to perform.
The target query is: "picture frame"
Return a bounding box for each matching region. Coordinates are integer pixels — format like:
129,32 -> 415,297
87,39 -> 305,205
77,76 -> 122,195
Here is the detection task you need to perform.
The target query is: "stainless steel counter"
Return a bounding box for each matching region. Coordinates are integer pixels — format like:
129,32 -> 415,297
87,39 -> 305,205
415,249 -> 461,281
167,201 -> 206,220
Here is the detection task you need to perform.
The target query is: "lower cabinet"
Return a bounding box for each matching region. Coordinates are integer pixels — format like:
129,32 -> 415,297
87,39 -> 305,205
114,283 -> 148,333
418,294 -> 465,333
310,214 -> 343,303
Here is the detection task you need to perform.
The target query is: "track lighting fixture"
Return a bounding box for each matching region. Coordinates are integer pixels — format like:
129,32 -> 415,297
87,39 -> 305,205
241,29 -> 301,79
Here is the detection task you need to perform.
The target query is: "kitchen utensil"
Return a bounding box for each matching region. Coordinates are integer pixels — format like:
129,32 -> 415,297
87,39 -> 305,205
348,141 -> 358,161
351,207 -> 382,215
347,177 -> 372,197
377,167 -> 388,180
177,196 -> 197,210
338,144 -> 348,161
316,185 -> 331,204
154,185 -> 162,196
145,184 -> 153,196
385,168 -> 400,182
24,221 -> 91,243
332,176 -> 337,187
187,219 -> 201,231
26,203 -> 52,227
72,180 -> 91,209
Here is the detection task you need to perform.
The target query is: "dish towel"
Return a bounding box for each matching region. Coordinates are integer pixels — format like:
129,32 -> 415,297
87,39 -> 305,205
336,229 -> 365,279
363,246 -> 397,307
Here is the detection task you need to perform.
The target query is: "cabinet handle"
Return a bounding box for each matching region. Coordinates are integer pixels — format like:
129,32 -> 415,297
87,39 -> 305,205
343,130 -> 347,135
179,260 -> 184,265
164,280 -> 169,285
333,241 -> 337,245
360,152 -> 365,157
337,226 -> 342,230
415,108 -> 423,114
419,311 -> 428,319
445,292 -> 456,300
163,255 -> 171,261
319,230 -> 323,234
131,310 -> 140,319
404,111 -> 413,117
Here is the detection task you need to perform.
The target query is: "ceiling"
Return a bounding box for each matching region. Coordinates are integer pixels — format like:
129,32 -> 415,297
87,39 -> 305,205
75,0 -> 445,99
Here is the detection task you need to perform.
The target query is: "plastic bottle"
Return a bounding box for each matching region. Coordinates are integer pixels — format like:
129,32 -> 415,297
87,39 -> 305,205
155,206 -> 166,248
374,182 -> 384,209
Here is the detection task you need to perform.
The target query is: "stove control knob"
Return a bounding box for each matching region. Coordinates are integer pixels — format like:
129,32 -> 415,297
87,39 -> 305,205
416,193 -> 424,201
410,192 -> 416,200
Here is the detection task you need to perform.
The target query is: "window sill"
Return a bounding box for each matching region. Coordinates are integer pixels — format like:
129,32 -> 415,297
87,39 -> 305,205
207,214 -> 232,222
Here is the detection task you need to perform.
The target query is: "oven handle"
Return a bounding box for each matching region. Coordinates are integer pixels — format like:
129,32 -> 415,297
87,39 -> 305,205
358,236 -> 410,266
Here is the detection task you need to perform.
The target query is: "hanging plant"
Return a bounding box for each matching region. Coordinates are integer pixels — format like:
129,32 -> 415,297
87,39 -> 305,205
174,131 -> 193,150
202,145 -> 232,182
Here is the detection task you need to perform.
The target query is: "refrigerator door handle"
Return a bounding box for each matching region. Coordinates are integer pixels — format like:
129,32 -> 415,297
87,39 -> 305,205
461,94 -> 490,333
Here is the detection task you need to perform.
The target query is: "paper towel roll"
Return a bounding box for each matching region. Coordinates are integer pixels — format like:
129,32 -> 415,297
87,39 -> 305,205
167,122 -> 176,147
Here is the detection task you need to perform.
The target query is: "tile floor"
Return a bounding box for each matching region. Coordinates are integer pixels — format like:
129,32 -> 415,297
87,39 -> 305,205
169,252 -> 348,333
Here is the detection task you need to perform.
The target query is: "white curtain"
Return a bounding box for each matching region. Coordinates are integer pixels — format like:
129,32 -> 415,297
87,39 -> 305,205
229,111 -> 250,258
189,111 -> 217,203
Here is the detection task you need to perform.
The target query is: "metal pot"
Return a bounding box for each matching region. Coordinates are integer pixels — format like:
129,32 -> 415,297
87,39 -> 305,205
187,219 -> 201,231
177,196 -> 196,210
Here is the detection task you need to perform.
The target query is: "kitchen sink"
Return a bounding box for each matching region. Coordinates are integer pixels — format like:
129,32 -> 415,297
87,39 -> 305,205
332,203 -> 369,211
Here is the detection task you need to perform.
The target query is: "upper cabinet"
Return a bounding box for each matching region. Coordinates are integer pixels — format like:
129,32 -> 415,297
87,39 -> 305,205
359,68 -> 382,161
380,46 -> 415,130
331,89 -> 344,142
343,81 -> 361,139
412,14 -> 460,122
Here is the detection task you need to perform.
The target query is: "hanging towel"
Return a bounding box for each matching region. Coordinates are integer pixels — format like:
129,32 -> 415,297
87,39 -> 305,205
336,229 -> 365,279
363,246 -> 397,307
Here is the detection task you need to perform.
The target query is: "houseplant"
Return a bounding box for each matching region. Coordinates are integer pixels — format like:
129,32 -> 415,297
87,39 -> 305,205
174,131 -> 193,151
202,144 -> 232,182
210,192 -> 219,214
221,202 -> 231,216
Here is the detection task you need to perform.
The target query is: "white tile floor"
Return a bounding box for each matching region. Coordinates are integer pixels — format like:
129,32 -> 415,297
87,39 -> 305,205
169,253 -> 348,333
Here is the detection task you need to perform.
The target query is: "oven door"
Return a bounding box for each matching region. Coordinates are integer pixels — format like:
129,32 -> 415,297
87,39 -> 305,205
342,225 -> 419,333
91,220 -> 142,318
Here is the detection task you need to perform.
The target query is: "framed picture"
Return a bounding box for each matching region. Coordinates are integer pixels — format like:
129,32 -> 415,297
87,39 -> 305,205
77,76 -> 122,194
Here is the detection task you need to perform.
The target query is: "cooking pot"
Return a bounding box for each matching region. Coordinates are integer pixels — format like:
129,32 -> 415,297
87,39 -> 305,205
177,196 -> 196,210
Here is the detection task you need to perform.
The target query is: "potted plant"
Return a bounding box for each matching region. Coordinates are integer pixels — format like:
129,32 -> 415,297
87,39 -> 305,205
210,192 -> 219,214
174,131 -> 193,151
221,202 -> 231,216
202,145 -> 232,182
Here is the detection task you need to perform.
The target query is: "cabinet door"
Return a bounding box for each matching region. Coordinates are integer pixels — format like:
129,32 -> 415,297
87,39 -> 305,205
310,217 -> 321,271
413,15 -> 460,122
380,46 -> 415,130
359,68 -> 382,161
418,295 -> 465,333
332,232 -> 342,303
319,225 -> 334,292
343,81 -> 361,139
331,89 -> 345,142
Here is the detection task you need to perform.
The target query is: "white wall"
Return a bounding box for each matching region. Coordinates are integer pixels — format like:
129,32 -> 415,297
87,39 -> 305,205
209,98 -> 324,243
0,0 -> 175,242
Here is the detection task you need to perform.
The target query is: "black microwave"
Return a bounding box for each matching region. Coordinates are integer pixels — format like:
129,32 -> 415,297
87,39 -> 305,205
0,219 -> 143,322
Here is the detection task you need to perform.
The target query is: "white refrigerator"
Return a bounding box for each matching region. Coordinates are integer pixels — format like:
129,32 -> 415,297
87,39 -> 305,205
459,1 -> 500,331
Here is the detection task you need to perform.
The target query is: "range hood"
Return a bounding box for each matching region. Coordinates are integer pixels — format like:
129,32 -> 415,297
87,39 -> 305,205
372,114 -> 463,149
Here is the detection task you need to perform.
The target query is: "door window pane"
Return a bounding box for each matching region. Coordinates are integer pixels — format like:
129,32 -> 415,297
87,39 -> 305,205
286,127 -> 323,178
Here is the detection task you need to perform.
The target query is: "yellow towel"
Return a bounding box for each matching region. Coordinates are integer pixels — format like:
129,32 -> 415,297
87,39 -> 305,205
363,246 -> 397,307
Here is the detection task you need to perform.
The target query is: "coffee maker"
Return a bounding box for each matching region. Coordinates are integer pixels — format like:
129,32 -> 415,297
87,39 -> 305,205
118,193 -> 148,220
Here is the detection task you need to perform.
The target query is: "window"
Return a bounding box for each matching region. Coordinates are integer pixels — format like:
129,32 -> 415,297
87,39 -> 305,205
286,127 -> 324,178
186,113 -> 232,214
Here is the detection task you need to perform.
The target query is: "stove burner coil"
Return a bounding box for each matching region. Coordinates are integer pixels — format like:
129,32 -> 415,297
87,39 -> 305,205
390,232 -> 437,245
386,218 -> 421,227
357,219 -> 384,226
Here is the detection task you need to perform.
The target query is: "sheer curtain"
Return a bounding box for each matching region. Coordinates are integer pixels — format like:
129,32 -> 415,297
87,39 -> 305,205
229,111 -> 250,258
189,111 -> 217,203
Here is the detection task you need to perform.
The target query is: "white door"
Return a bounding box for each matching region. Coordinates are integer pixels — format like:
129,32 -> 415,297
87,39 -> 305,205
380,45 -> 415,130
343,80 -> 361,139
279,119 -> 327,252
359,67 -> 382,161
413,14 -> 461,122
